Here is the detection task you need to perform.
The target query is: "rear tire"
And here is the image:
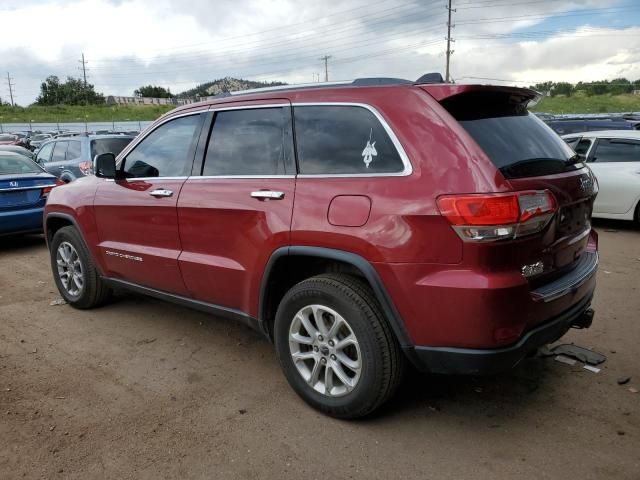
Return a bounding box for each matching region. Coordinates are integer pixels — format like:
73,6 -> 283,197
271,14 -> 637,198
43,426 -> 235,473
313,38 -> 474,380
635,201 -> 640,227
274,273 -> 405,419
50,226 -> 111,309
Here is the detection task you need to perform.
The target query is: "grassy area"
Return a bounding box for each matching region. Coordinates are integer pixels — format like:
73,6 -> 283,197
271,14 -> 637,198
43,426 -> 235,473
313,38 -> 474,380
0,104 -> 174,123
531,93 -> 640,114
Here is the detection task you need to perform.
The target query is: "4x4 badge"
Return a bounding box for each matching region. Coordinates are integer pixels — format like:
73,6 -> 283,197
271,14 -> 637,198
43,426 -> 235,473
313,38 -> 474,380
362,128 -> 377,168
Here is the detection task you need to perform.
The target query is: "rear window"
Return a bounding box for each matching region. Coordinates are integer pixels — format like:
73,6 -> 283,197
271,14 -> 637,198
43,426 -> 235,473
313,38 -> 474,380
442,92 -> 579,179
0,154 -> 42,174
91,137 -> 133,158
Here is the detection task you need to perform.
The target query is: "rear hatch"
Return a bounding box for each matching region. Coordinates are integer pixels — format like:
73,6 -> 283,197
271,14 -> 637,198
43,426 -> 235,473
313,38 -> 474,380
0,173 -> 57,210
424,85 -> 597,285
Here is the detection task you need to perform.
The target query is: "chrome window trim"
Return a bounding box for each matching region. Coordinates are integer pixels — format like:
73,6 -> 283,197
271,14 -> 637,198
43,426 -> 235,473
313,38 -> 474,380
291,102 -> 413,178
108,102 -> 413,181
189,175 -> 296,180
208,103 -> 289,112
115,109 -> 208,166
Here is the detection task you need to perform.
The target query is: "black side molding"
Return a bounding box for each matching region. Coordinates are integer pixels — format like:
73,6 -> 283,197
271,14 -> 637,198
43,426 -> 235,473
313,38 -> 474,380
103,277 -> 263,335
259,246 -> 413,347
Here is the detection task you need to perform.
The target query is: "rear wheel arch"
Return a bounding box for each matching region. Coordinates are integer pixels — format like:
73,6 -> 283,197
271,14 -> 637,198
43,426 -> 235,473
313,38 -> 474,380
259,246 -> 412,348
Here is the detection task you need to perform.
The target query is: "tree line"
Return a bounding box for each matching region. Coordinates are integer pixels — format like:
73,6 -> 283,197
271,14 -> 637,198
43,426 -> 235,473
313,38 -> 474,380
34,77 -> 174,106
530,78 -> 640,97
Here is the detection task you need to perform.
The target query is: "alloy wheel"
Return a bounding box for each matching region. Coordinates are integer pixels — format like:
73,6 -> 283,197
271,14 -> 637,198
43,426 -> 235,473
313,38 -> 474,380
56,241 -> 84,296
288,304 -> 362,397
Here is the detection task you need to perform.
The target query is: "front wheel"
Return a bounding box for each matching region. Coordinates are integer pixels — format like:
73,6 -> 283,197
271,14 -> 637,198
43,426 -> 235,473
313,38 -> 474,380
50,226 -> 111,309
274,274 -> 404,419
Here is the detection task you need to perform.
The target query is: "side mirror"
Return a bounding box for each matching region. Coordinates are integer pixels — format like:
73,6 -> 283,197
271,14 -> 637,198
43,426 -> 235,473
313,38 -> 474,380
94,152 -> 117,178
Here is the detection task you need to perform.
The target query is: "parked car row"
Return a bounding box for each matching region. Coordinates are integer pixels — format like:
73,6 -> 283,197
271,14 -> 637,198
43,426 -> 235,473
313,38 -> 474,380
0,130 -> 138,152
34,134 -> 135,183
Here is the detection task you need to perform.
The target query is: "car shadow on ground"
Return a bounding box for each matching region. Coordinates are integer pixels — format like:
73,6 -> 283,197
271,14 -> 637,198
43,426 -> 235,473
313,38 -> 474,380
377,357 -> 556,422
0,233 -> 46,252
112,289 -> 562,424
592,218 -> 639,232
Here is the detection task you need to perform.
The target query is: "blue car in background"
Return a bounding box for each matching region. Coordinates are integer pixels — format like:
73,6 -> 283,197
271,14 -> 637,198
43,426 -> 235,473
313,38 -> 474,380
0,151 -> 61,236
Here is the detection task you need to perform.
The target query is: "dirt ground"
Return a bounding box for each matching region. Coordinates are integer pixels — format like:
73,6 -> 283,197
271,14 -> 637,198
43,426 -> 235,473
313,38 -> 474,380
1,220 -> 639,480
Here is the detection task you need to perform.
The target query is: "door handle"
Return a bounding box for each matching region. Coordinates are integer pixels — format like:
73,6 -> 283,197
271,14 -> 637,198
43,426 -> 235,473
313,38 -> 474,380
58,166 -> 64,170
250,190 -> 285,200
149,189 -> 174,198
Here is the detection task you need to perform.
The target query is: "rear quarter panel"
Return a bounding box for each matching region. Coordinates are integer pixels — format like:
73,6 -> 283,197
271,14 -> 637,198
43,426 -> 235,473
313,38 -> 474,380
288,86 -> 509,264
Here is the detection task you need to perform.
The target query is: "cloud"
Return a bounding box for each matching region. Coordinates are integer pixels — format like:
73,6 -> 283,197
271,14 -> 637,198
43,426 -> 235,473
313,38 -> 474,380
0,0 -> 635,104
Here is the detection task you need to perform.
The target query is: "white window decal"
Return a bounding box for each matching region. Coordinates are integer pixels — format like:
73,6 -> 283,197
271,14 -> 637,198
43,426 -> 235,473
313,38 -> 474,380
361,128 -> 377,168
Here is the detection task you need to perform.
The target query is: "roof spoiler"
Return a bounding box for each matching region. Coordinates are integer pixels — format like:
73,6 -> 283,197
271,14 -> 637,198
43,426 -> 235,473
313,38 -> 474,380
421,84 -> 542,108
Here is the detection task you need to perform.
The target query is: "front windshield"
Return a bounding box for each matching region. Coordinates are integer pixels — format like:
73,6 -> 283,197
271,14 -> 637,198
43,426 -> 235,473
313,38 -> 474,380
0,154 -> 43,175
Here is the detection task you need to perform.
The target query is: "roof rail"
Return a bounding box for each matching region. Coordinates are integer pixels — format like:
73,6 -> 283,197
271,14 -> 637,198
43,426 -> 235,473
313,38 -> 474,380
227,81 -> 352,97
206,77 -> 417,99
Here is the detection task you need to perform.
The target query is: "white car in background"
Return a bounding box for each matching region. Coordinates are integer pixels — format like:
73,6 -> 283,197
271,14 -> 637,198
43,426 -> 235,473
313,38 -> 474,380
563,130 -> 640,224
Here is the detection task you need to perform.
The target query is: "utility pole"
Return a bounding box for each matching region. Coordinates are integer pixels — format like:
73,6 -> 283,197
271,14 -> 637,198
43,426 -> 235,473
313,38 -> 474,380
445,0 -> 456,83
79,53 -> 89,105
6,72 -> 15,107
319,55 -> 332,82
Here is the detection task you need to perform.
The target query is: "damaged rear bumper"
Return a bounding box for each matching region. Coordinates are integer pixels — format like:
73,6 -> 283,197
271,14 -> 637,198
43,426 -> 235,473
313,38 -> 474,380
405,291 -> 595,375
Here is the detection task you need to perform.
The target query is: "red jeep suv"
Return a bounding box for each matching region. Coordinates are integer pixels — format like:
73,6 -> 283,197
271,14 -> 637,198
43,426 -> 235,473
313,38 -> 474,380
44,77 -> 598,418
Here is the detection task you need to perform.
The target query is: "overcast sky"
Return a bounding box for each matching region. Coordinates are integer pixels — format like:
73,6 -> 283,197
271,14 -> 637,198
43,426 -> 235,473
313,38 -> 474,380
1,0 -> 639,105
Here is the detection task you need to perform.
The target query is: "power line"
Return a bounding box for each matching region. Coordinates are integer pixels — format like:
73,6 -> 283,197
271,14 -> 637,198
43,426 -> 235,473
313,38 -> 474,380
445,0 -> 455,83
88,4 -> 444,71
5,72 -> 15,107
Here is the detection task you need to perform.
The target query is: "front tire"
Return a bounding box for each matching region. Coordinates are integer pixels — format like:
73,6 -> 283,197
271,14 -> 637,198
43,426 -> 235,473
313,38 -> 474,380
274,274 -> 404,419
50,226 -> 111,309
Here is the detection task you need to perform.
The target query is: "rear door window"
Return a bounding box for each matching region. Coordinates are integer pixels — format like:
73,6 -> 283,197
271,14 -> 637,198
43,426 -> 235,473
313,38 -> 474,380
67,141 -> 81,160
91,137 -> 133,158
592,138 -> 640,162
202,107 -> 294,176
442,92 -> 578,178
294,105 -> 405,174
51,141 -> 68,162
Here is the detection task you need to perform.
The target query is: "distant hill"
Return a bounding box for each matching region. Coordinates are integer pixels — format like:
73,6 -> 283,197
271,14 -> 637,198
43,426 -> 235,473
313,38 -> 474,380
177,77 -> 287,98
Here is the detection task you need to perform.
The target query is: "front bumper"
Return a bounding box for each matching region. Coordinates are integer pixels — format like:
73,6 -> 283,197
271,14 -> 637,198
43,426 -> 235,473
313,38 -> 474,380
405,291 -> 594,375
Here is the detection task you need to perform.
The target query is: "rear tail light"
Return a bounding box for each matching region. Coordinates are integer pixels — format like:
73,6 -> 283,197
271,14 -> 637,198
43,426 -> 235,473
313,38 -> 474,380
78,161 -> 92,176
41,179 -> 65,198
437,190 -> 557,241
